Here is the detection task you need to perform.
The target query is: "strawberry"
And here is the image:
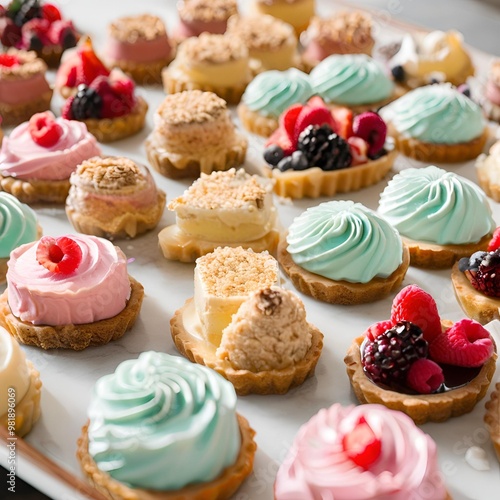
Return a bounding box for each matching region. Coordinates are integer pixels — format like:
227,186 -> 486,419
47,19 -> 77,48
279,104 -> 303,143
352,112 -> 387,157
265,127 -> 294,156
293,106 -> 335,146
306,95 -> 327,108
29,112 -> 63,148
429,319 -> 494,368
347,136 -> 369,166
487,226 -> 500,252
365,319 -> 393,341
331,107 -> 353,139
342,417 -> 381,469
391,285 -> 442,343
36,236 -> 83,274
21,18 -> 51,48
41,3 -> 62,23
76,38 -> 110,86
0,53 -> 20,67
406,358 -> 444,394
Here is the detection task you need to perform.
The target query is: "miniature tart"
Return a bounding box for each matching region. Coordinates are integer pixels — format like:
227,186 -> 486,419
380,83 -> 488,162
162,33 -> 252,104
225,14 -> 300,72
0,49 -> 52,126
476,139 -> 500,201
389,30 -> 475,89
345,285 -> 497,425
0,111 -> 101,204
275,403 -> 449,500
66,156 -> 166,240
483,60 -> 500,122
379,165 -> 495,268
279,201 -> 410,305
484,382 -> 500,462
104,14 -> 174,85
250,0 -> 315,35
77,351 -> 256,499
0,327 -> 41,437
0,234 -> 144,350
145,90 -> 247,179
159,168 -> 279,262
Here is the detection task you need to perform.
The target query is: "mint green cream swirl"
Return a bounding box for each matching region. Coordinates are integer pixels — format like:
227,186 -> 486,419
286,201 -> 403,283
379,84 -> 485,143
242,68 -> 313,117
87,352 -> 241,490
0,192 -> 38,258
310,54 -> 394,105
379,166 -> 495,245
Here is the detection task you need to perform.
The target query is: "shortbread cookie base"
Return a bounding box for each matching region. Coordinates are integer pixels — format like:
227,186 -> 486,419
237,103 -> 279,137
0,175 -> 70,204
0,89 -> 53,127
345,332 -> 497,425
171,298 -> 323,396
77,414 -> 256,500
277,239 -> 410,305
0,277 -> 144,350
484,383 -> 500,462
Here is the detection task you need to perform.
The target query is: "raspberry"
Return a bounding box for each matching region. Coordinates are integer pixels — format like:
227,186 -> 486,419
36,236 -> 83,274
330,106 -> 353,139
90,75 -> 134,118
460,250 -> 500,297
0,53 -> 20,67
406,358 -> 444,394
342,417 -> 381,469
487,227 -> 500,252
365,320 -> 394,342
28,111 -> 63,148
41,3 -> 62,23
293,106 -> 335,146
352,112 -> 387,157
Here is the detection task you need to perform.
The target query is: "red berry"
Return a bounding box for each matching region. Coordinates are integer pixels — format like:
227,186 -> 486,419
279,104 -> 303,144
0,53 -> 20,67
22,18 -> 51,47
1,22 -> 22,47
365,319 -> 393,342
76,38 -> 110,86
331,106 -> 354,139
465,250 -> 500,297
265,127 -> 294,156
41,3 -> 62,23
28,112 -> 63,148
293,106 -> 335,146
352,112 -> 387,157
47,19 -> 76,46
406,358 -> 444,394
347,136 -> 369,166
36,236 -> 83,274
342,417 -> 381,469
487,227 -> 500,252
61,95 -> 75,119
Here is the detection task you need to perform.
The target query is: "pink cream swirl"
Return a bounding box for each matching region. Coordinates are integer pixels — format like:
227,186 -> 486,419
6,234 -> 131,326
275,404 -> 447,500
0,119 -> 101,181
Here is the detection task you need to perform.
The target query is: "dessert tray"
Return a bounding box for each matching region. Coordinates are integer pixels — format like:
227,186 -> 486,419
1,1 -> 500,499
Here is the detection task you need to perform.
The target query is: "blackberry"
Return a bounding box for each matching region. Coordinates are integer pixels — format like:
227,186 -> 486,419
362,321 -> 428,386
8,0 -> 41,27
461,249 -> 500,297
391,65 -> 405,83
297,124 -> 352,171
71,85 -> 102,120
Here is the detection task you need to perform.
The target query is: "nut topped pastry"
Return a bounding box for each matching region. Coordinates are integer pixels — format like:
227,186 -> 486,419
145,90 -> 247,179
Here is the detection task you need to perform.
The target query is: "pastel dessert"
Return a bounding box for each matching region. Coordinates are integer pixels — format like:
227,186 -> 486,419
77,351 -> 256,499
162,33 -> 252,104
0,111 -> 101,204
344,285 -> 497,424
159,168 -> 279,262
225,14 -> 300,72
0,327 -> 41,437
0,0 -> 78,67
66,156 -> 166,240
145,90 -> 247,179
237,68 -> 313,137
250,0 -> 315,35
380,83 -> 488,162
379,165 -> 495,268
173,0 -> 238,40
301,10 -> 375,70
104,14 -> 174,85
485,382 -> 500,462
0,49 -> 52,126
171,247 -> 323,395
275,403 -> 450,500
477,139 -> 500,202
262,97 -> 397,199
483,59 -> 500,122
389,30 -> 475,89
279,200 -> 410,305
0,192 -> 41,283
0,234 -> 144,350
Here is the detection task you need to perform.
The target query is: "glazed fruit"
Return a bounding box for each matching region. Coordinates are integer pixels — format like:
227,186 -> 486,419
342,417 -> 381,469
352,111 -> 387,157
458,250 -> 500,298
36,236 -> 82,274
0,53 -> 20,67
406,358 -> 444,394
28,111 -> 62,147
65,84 -> 102,120
487,226 -> 500,251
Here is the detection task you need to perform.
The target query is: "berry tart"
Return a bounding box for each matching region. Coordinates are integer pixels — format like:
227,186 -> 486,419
66,156 -> 166,240
162,33 -> 252,104
476,139 -> 500,201
344,285 -> 497,424
379,165 -> 495,268
104,14 -> 174,85
0,48 -> 52,126
262,97 -> 397,199
0,0 -> 78,67
77,352 -> 256,500
485,383 -> 500,462
279,200 -> 410,305
159,168 -> 279,262
0,111 -> 101,203
171,247 -> 323,395
483,59 -> 500,122
380,83 -> 488,162
0,233 -> 144,350
275,403 -> 450,500
145,90 -> 247,179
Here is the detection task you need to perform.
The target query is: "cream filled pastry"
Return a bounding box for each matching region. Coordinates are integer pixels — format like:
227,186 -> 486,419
77,351 -> 256,499
250,0 -> 315,34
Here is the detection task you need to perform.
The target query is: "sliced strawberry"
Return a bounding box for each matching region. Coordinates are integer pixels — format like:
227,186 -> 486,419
429,319 -> 494,368
293,106 -> 335,146
488,227 -> 500,252
36,236 -> 82,275
265,127 -> 294,156
306,95 -> 327,108
347,136 -> 369,166
279,104 -> 304,143
331,107 -> 354,139
365,319 -> 394,342
406,358 -> 444,394
352,112 -> 387,157
41,3 -> 62,23
342,417 -> 381,469
76,38 -> 110,86
29,112 -> 63,148
0,53 -> 20,67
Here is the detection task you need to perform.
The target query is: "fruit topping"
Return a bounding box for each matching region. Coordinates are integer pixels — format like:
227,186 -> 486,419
280,103 -> 303,142
293,106 -> 336,146
347,136 -> 369,166
28,111 -> 62,147
265,127 -> 294,156
41,3 -> 61,23
487,227 -> 500,252
391,65 -> 405,82
342,417 -> 381,469
459,250 -> 500,298
263,144 -> 285,166
1,23 -> 22,47
21,17 -> 49,51
406,358 -> 444,394
0,53 -> 20,67
330,106 -> 353,139
47,19 -> 76,48
36,236 -> 82,274
8,0 -> 41,28
352,112 -> 387,157
365,319 -> 394,342
76,37 -> 110,86
63,84 -> 102,120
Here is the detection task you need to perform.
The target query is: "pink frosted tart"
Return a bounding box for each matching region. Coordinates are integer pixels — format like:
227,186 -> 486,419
0,234 -> 144,350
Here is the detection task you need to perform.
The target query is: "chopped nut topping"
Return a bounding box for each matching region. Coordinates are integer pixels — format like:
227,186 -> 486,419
178,0 -> 237,22
0,48 -> 47,79
256,288 -> 283,315
108,14 -> 167,43
178,33 -> 248,64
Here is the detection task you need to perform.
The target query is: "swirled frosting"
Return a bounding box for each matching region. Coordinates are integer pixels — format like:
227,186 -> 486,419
0,193 -> 38,259
379,84 -> 485,143
0,118 -> 101,181
379,165 -> 495,245
242,68 -> 313,117
88,351 -> 240,490
286,200 -> 403,283
310,54 -> 394,105
6,234 -> 131,325
275,403 -> 447,500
